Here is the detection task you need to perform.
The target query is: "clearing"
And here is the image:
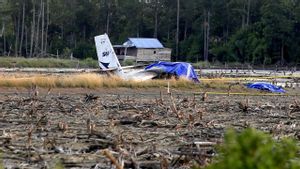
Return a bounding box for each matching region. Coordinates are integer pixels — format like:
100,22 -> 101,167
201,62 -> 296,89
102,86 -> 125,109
0,88 -> 300,168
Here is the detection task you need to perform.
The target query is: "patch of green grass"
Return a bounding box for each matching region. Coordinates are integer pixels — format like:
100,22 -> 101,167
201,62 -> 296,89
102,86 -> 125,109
122,59 -> 135,66
0,57 -> 98,68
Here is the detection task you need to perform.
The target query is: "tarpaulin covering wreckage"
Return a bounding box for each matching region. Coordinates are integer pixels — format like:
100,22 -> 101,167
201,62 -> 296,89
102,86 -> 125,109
145,61 -> 199,82
246,82 -> 285,93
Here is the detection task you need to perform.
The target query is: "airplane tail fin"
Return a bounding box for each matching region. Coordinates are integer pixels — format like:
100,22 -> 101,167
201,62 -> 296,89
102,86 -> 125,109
94,34 -> 123,74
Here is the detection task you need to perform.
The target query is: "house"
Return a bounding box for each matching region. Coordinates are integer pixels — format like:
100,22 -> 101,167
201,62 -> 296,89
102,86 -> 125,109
114,38 -> 171,63
139,0 -> 152,3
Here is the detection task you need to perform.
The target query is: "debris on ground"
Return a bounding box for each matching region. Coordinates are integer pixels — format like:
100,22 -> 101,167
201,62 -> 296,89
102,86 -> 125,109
0,89 -> 299,168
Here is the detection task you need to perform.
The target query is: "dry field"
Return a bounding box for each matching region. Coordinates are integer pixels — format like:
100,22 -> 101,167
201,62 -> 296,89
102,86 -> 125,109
0,73 -> 198,89
1,87 -> 300,169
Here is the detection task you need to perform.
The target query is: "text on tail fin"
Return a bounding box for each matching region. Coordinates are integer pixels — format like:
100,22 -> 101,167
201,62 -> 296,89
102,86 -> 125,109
94,34 -> 123,72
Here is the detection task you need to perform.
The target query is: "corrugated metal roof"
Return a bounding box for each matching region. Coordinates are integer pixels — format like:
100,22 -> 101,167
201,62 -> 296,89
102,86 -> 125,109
123,38 -> 164,49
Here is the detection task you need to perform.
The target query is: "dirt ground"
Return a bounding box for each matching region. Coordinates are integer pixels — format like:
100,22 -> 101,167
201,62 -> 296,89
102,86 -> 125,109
0,88 -> 300,169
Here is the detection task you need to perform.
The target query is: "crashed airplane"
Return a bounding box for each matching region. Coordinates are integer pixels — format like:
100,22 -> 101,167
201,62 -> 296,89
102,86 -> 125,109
94,33 -> 199,82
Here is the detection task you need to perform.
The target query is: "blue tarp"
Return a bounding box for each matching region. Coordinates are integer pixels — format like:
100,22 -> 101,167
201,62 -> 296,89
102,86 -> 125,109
145,61 -> 199,82
246,82 -> 285,93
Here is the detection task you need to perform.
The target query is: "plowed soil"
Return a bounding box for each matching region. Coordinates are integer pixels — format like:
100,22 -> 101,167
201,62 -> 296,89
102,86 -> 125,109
1,88 -> 300,169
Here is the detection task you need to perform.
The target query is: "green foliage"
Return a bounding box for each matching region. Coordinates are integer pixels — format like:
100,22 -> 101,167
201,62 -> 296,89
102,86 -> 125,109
73,41 -> 96,59
81,57 -> 98,68
0,0 -> 300,64
211,45 -> 237,62
181,35 -> 203,62
224,24 -> 267,64
0,152 -> 3,169
123,59 -> 135,66
53,160 -> 64,169
193,61 -> 211,69
204,128 -> 300,169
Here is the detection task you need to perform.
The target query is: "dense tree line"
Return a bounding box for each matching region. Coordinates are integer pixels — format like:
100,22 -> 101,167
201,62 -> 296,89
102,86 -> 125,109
0,0 -> 299,65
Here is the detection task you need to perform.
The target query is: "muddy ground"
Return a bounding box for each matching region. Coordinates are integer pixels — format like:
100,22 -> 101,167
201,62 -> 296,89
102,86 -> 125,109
0,88 -> 300,169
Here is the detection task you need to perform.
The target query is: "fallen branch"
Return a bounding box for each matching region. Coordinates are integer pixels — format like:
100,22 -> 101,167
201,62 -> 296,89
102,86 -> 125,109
102,149 -> 123,169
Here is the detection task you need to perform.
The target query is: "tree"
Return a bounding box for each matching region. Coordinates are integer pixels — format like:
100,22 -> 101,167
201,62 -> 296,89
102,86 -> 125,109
0,0 -> 299,65
175,0 -> 180,60
261,0 -> 293,65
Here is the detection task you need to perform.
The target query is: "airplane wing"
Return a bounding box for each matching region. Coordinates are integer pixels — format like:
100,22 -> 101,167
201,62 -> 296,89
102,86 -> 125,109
124,70 -> 158,81
121,64 -> 147,70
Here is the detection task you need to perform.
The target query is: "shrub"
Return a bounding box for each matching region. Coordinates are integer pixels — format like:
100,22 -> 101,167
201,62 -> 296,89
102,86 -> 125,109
0,152 -> 3,169
202,128 -> 300,169
123,59 -> 135,66
73,41 -> 96,59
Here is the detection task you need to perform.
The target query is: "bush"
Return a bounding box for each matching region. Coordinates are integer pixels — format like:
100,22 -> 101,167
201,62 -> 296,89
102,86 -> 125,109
123,59 -> 135,66
73,41 -> 96,59
80,58 -> 98,68
0,152 -> 3,169
203,128 -> 300,169
211,45 -> 237,62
